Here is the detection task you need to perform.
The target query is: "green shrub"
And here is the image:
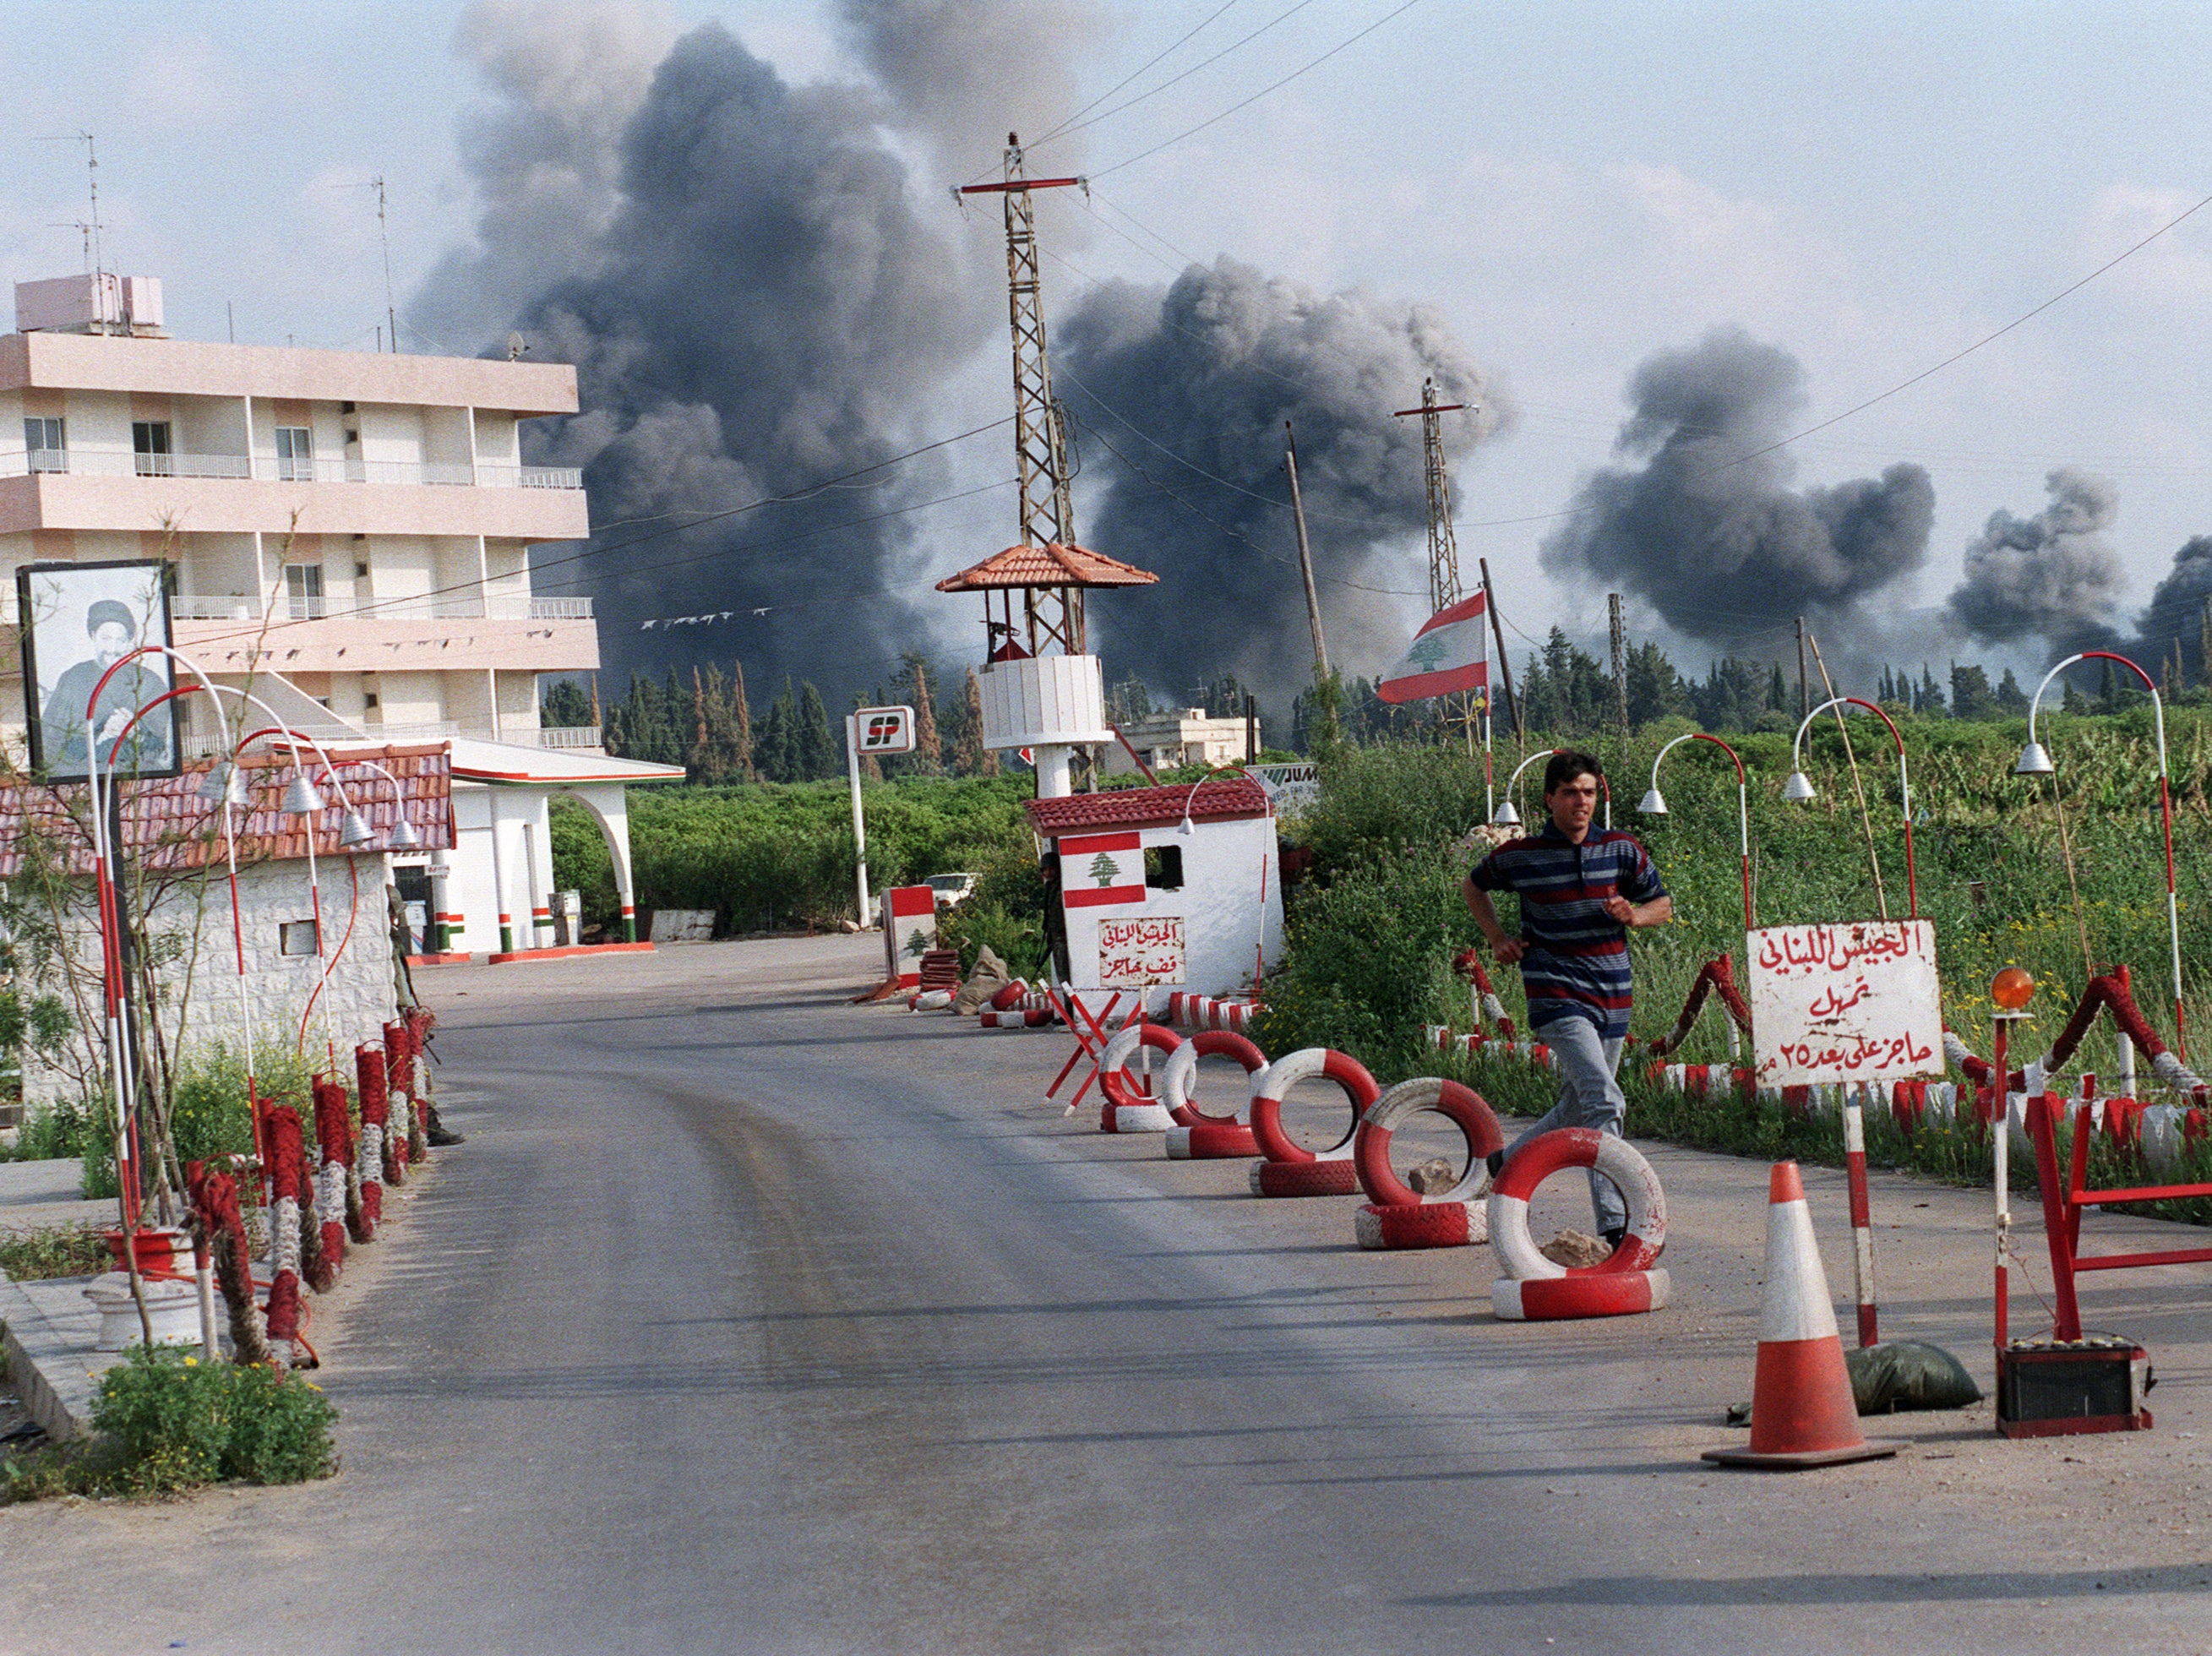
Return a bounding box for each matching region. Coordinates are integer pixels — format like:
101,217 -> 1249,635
222,1362 -> 340,1484
87,1345 -> 233,1494
8,1095 -> 102,1163
0,1222 -> 112,1281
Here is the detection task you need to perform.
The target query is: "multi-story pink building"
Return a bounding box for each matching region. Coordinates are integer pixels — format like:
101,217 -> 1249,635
1,273 -> 681,961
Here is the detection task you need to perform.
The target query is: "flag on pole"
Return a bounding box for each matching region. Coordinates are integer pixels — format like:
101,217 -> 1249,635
1376,591 -> 1490,705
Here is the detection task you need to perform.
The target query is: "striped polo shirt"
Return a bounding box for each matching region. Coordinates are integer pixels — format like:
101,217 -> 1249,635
1470,823 -> 1665,1040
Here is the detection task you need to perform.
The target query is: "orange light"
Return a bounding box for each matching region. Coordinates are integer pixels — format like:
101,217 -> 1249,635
1991,967 -> 2035,1011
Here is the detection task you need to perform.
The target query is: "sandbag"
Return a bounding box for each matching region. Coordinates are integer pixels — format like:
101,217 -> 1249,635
1727,1338 -> 1980,1426
951,945 -> 1012,1016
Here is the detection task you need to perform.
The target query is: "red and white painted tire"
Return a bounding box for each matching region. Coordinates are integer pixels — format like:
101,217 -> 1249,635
1248,1047 -> 1377,1167
907,988 -> 955,1011
1353,1077 -> 1505,1207
1167,1122 -> 1262,1159
1097,1021 -> 1182,1133
1354,1200 -> 1489,1250
1250,1158 -> 1363,1197
1162,1030 -> 1268,1127
1486,1128 -> 1668,1320
978,1007 -> 1055,1029
1492,1271 -> 1669,1319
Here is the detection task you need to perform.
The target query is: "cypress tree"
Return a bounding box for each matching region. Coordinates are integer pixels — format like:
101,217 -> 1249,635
729,660 -> 755,782
959,666 -> 994,776
903,656 -> 942,774
758,678 -> 798,782
796,682 -> 837,779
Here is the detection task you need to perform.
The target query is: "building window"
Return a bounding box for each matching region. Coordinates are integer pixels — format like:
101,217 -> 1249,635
279,920 -> 320,956
274,425 -> 313,482
23,417 -> 64,473
1144,845 -> 1184,891
132,421 -> 173,477
284,562 -> 324,619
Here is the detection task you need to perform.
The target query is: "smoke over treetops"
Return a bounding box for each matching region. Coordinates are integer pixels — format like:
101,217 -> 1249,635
1056,258 -> 1511,712
1539,327 -> 1935,656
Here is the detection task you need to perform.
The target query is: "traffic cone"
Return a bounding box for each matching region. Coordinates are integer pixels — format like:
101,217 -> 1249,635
1703,1162 -> 1905,1470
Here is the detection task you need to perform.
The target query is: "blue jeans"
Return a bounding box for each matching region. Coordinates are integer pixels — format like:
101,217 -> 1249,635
1502,1016 -> 1627,1234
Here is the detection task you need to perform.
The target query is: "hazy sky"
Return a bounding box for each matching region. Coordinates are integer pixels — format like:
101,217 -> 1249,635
6,1 -> 2212,685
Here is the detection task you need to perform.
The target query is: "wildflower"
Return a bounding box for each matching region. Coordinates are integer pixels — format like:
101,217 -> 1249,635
183,1356 -> 197,1368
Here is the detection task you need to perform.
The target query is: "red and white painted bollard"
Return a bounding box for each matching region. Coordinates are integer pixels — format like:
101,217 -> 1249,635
263,1104 -> 309,1368
312,1076 -> 352,1281
1840,1084 -> 1878,1348
355,1044 -> 388,1240
383,1020 -> 415,1181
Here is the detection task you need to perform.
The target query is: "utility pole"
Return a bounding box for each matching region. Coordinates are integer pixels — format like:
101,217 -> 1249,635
1284,422 -> 1328,678
2199,594 -> 2210,689
1392,379 -> 1483,760
1479,558 -> 1523,748
959,135 -> 1086,652
1610,591 -> 1630,762
1795,615 -> 1809,721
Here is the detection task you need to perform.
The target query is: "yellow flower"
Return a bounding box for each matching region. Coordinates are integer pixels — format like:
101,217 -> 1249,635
183,1356 -> 197,1368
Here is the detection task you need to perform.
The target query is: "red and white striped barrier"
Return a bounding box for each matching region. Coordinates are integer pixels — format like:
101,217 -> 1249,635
1425,1025 -> 1557,1072
1488,1129 -> 1669,1320
1161,1031 -> 1268,1159
1350,1076 -> 1504,1250
1095,1021 -> 1182,1133
1163,993 -> 1262,1033
1246,1047 -> 1376,1197
978,1006 -> 1057,1030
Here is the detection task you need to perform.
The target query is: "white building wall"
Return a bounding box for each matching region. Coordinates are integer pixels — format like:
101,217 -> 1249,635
1060,815 -> 1282,999
24,854 -> 400,1105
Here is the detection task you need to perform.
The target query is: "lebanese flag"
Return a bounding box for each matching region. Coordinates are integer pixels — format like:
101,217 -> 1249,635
1060,831 -> 1146,908
1377,591 -> 1490,705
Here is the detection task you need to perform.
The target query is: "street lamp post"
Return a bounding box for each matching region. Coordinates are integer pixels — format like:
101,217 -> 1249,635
1493,749 -> 1558,828
2015,649 -> 2186,1059
1638,732 -> 1753,931
1783,696 -> 1918,919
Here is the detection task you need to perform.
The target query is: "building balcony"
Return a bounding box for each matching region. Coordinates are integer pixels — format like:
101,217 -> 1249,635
0,459 -> 588,541
167,595 -> 592,623
170,610 -> 599,677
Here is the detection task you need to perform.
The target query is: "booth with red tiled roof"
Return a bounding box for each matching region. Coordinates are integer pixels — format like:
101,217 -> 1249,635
1025,776 -> 1282,1002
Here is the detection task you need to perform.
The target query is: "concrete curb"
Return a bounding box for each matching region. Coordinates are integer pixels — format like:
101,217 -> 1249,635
0,1272 -> 119,1441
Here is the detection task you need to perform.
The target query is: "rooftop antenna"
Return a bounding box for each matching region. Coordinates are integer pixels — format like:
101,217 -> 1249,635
35,133 -> 104,314
336,176 -> 400,351
49,221 -> 94,274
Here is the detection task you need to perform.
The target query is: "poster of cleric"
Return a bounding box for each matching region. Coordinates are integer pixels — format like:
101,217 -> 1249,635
18,560 -> 179,782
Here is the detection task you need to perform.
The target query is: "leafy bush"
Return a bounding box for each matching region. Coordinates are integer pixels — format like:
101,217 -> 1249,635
6,1345 -> 341,1501
0,1222 -> 111,1281
8,1095 -> 103,1163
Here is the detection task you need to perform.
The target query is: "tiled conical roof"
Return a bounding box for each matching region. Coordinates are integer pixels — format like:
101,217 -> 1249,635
936,542 -> 1158,592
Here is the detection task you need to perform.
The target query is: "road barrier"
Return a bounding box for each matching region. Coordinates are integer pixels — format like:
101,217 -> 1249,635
1162,1031 -> 1267,1159
1351,1076 -> 1504,1250
1247,1047 -> 1375,1196
1488,1128 -> 1670,1320
1095,1020 -> 1182,1133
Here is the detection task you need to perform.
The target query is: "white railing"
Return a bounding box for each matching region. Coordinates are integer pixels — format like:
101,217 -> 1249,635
0,449 -> 582,490
169,593 -> 592,623
532,726 -> 604,749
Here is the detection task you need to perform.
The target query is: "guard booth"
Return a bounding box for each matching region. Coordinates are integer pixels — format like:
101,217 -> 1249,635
1026,776 -> 1283,1006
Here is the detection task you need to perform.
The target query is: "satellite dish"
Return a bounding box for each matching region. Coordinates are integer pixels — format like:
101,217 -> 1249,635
506,331 -> 528,361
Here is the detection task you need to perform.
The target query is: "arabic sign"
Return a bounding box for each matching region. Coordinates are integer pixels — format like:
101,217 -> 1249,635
1099,914 -> 1185,988
1749,919 -> 1942,1089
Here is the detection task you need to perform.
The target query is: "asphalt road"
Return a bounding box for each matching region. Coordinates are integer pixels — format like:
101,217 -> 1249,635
3,934 -> 2209,1655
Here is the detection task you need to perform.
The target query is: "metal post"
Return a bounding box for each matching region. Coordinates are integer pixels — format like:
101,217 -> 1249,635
847,714 -> 873,927
1284,423 -> 1327,679
1480,558 -> 1523,748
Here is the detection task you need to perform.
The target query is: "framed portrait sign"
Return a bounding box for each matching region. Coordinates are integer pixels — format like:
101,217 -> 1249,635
18,559 -> 179,782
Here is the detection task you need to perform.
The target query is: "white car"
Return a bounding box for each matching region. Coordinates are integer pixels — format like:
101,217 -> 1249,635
927,872 -> 980,907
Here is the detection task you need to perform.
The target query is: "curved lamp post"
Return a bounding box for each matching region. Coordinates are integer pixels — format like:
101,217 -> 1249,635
2016,649 -> 2185,1059
1493,749 -> 1557,828
1784,696 -> 1918,919
1639,732 -> 1753,930
83,647 -> 245,1220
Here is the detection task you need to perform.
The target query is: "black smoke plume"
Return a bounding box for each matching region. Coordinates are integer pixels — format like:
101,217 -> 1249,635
1055,258 -> 1509,711
416,3 -> 1089,698
1944,468 -> 2125,656
1539,328 -> 1934,654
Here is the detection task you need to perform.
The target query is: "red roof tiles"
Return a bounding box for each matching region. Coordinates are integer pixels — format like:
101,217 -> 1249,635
936,542 -> 1158,592
0,744 -> 453,878
1025,776 -> 1271,836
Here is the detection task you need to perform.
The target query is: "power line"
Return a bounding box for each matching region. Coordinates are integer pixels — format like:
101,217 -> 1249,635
1092,0 -> 1423,179
1033,1 -> 1316,155
1027,0 -> 1247,150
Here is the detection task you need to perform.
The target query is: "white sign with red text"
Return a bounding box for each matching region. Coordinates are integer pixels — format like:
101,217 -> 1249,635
1098,914 -> 1185,988
1748,919 -> 1942,1090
